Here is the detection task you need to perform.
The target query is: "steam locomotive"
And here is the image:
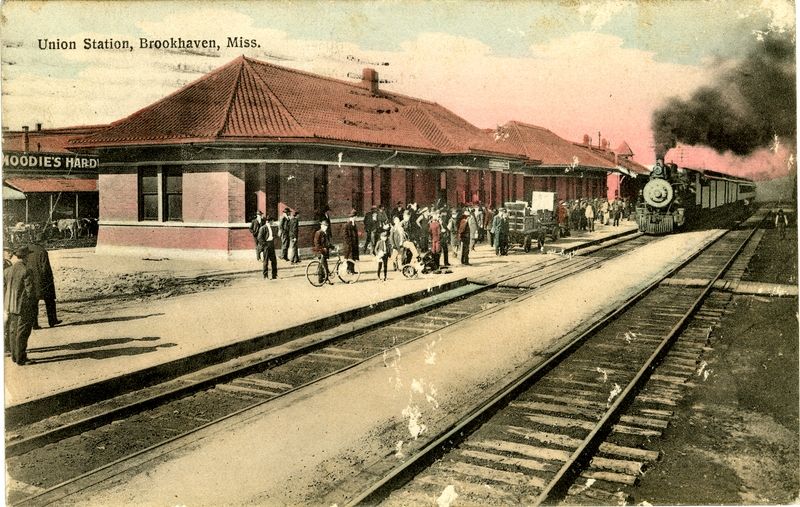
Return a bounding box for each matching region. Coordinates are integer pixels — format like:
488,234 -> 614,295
636,161 -> 756,234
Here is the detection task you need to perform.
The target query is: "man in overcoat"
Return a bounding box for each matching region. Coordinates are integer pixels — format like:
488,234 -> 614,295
342,210 -> 360,273
4,246 -> 36,365
278,207 -> 291,261
26,242 -> 61,328
458,210 -> 471,265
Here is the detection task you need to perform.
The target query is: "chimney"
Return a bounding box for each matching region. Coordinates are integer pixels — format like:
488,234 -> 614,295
22,125 -> 29,152
36,123 -> 42,131
362,68 -> 379,95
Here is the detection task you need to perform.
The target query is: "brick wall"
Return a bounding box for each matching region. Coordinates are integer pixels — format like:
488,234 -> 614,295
99,171 -> 138,220
98,225 -> 229,250
182,169 -> 230,223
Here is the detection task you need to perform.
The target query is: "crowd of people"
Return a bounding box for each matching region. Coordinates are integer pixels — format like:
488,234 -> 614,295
556,198 -> 634,233
249,197 -> 632,283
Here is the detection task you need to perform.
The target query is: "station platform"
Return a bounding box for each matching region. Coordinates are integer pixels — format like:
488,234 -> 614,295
4,221 -> 638,419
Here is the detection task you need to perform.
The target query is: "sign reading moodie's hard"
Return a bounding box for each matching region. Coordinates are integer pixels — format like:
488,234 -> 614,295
2,152 -> 99,172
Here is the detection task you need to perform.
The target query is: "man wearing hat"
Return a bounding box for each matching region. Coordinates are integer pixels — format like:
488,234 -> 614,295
458,209 -> 471,265
278,207 -> 292,261
26,241 -> 62,329
313,221 -> 333,284
257,216 -> 278,280
288,210 -> 301,264
250,211 -> 264,260
4,246 -> 36,365
342,209 -> 360,273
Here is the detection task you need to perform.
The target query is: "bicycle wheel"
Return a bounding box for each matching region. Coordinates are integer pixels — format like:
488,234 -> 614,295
305,260 -> 325,287
337,259 -> 361,284
402,264 -> 418,278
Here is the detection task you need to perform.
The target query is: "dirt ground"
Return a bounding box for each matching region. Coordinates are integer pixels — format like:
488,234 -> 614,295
631,224 -> 799,504
49,248 -> 262,316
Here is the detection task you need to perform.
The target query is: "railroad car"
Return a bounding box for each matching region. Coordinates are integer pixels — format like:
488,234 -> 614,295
636,161 -> 755,234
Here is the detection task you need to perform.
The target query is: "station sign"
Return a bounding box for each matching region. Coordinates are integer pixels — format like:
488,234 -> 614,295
2,151 -> 99,173
488,159 -> 510,171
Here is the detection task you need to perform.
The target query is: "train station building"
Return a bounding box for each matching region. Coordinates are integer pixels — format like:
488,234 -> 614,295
61,55 -> 651,258
70,56 -> 544,258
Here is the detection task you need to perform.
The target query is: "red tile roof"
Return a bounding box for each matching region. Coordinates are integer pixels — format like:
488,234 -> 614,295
3,126 -> 107,154
73,56 -> 525,159
496,121 -> 617,170
4,178 -> 97,193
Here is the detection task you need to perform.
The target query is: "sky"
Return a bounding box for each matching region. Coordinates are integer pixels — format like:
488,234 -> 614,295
0,0 -> 796,179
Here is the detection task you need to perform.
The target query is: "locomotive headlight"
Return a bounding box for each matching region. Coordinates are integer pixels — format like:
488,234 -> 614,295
643,179 -> 674,208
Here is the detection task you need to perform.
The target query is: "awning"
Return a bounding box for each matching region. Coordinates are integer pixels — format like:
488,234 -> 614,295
4,177 -> 97,193
3,185 -> 26,200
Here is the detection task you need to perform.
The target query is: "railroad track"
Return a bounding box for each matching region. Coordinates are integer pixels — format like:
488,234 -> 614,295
340,225 -> 762,506
6,230 -> 654,506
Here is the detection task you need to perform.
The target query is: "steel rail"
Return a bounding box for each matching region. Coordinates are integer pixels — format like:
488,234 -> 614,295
12,287 -> 539,506
533,222 -> 763,504
8,229 -> 647,459
344,228 -> 731,507
345,223 -> 760,505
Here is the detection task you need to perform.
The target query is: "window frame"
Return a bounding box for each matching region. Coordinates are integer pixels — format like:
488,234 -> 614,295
138,165 -> 183,222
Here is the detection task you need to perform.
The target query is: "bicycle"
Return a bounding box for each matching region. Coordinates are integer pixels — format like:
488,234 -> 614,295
305,251 -> 361,286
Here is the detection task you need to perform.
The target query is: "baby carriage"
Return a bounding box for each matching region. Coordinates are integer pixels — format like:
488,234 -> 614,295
400,240 -> 422,278
400,241 -> 441,277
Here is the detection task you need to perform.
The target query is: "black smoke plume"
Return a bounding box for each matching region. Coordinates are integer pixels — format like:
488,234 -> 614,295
652,35 -> 795,160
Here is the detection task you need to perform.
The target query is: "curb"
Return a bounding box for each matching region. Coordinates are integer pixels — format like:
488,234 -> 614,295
559,227 -> 639,254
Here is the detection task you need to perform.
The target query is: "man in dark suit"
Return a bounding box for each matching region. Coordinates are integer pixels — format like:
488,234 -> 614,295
278,207 -> 291,261
288,210 -> 301,264
313,221 -> 333,284
26,242 -> 62,328
250,211 -> 264,260
458,210 -> 471,265
258,216 -> 278,279
4,246 -> 36,365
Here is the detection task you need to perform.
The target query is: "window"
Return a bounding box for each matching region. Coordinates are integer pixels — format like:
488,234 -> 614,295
352,167 -> 364,215
139,166 -> 182,221
380,167 -> 392,207
314,166 -> 328,219
406,168 -> 416,203
163,165 -> 183,221
139,167 -> 159,221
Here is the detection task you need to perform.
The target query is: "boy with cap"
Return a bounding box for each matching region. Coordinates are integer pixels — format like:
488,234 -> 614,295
374,226 -> 391,281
